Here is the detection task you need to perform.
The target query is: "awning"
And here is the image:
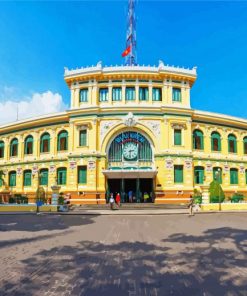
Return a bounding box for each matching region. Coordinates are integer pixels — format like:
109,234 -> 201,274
102,169 -> 158,179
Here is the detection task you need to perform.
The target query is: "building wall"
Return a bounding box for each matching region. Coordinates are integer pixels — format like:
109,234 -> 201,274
1,66 -> 247,204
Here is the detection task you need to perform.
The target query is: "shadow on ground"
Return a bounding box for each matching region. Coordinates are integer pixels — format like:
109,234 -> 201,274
0,214 -> 98,232
1,227 -> 247,296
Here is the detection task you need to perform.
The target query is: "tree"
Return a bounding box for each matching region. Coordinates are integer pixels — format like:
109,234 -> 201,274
209,180 -> 225,203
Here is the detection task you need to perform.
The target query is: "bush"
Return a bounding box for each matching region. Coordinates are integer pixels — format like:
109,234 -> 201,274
192,188 -> 202,204
58,192 -> 64,205
231,193 -> 244,203
209,180 -> 225,203
9,197 -> 15,204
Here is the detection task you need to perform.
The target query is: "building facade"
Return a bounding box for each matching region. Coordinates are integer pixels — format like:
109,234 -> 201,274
1,61 -> 247,204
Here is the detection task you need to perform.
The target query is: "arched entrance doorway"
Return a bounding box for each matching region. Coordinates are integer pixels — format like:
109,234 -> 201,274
103,131 -> 157,203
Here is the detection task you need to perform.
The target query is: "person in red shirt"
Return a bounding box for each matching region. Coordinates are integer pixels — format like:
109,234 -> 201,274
116,193 -> 121,207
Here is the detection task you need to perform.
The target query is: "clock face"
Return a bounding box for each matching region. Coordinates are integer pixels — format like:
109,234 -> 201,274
123,142 -> 138,160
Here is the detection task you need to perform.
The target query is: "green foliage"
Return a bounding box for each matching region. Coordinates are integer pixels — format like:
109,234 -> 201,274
231,193 -> 244,203
9,197 -> 15,204
58,192 -> 64,205
193,188 -> 202,204
209,180 -> 225,203
7,194 -> 28,204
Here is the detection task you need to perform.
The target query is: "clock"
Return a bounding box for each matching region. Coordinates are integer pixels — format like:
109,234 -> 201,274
123,142 -> 138,160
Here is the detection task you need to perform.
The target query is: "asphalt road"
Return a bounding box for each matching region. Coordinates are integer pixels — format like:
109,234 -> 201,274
0,213 -> 246,296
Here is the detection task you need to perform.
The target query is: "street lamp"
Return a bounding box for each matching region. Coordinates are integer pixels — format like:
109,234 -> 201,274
215,168 -> 221,211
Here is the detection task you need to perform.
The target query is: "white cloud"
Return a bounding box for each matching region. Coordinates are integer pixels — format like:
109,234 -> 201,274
0,90 -> 67,125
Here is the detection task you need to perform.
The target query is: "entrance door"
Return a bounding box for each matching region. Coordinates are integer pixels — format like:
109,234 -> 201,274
107,178 -> 153,203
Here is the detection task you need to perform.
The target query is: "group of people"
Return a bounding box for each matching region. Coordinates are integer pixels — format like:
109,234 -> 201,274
109,191 -> 154,209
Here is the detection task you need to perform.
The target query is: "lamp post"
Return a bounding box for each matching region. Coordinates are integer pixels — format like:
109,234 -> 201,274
215,168 -> 221,211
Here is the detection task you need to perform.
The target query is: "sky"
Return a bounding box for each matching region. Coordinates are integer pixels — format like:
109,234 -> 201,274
0,1 -> 247,125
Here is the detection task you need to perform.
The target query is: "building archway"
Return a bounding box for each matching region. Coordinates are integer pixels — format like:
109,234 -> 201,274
103,130 -> 157,203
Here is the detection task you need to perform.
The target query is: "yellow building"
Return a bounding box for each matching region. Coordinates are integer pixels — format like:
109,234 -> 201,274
1,61 -> 247,204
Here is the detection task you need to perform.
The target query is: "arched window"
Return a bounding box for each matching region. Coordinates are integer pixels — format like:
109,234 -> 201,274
243,137 -> 247,155
230,168 -> 238,184
228,134 -> 237,153
194,166 -> 204,184
9,171 -> 16,187
211,132 -> 221,152
193,130 -> 204,150
40,133 -> 50,153
57,167 -> 67,185
23,170 -> 32,186
24,135 -> 33,155
0,141 -> 4,158
213,167 -> 222,184
57,131 -> 68,151
10,138 -> 18,157
40,169 -> 49,185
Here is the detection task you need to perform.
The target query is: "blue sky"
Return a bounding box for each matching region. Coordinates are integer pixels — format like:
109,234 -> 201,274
0,1 -> 247,124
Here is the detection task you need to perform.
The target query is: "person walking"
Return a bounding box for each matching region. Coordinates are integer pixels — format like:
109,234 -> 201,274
188,195 -> 194,216
144,192 -> 149,203
128,190 -> 133,203
116,192 -> 121,207
109,193 -> 115,210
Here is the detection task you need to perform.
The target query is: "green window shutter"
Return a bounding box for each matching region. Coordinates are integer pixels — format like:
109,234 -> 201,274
40,134 -> 50,153
152,88 -> 162,101
58,131 -> 68,151
230,169 -> 238,184
213,168 -> 222,184
0,141 -> 4,158
193,130 -> 204,150
112,87 -> 122,101
174,129 -> 181,145
126,87 -> 135,101
11,139 -> 18,156
40,169 -> 48,185
245,170 -> 247,184
172,88 -> 181,102
9,172 -> 16,187
139,87 -> 148,101
78,166 -> 87,184
24,171 -> 31,186
57,168 -> 66,185
99,88 -> 108,102
174,165 -> 183,183
80,89 -> 88,102
194,167 -> 204,184
79,130 -> 87,146
228,135 -> 237,153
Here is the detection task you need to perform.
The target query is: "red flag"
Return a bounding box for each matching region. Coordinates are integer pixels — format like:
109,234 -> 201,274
121,45 -> 131,57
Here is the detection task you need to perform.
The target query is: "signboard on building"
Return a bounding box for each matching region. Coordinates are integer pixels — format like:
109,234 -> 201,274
17,167 -> 23,175
206,164 -> 212,172
223,165 -> 229,172
165,159 -> 173,169
88,160 -> 96,170
185,160 -> 192,169
69,161 -> 77,170
32,165 -> 39,174
49,165 -> 56,173
239,166 -> 245,174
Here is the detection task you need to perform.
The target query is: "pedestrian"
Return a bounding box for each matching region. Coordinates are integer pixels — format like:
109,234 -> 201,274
109,193 -> 115,210
188,195 -> 194,216
144,192 -> 149,203
128,190 -> 133,203
116,192 -> 121,207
